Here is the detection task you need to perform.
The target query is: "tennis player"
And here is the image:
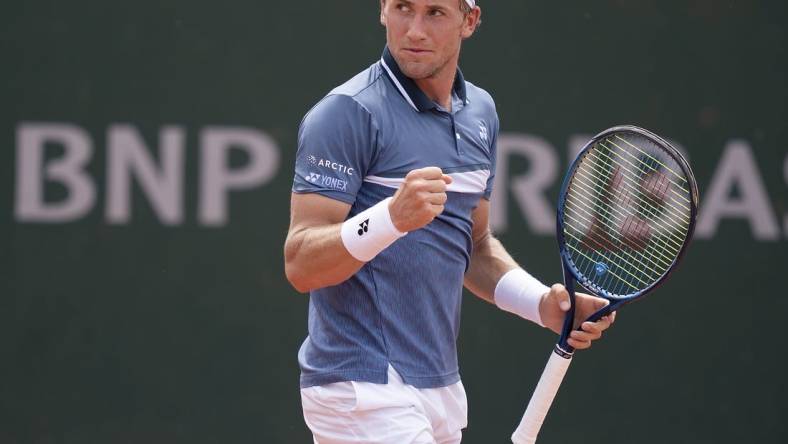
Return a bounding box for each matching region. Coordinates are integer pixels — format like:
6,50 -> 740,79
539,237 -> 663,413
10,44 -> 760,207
284,1 -> 615,442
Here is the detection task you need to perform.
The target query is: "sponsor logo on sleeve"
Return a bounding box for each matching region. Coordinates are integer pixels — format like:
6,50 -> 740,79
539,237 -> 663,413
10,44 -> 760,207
305,172 -> 348,192
310,157 -> 355,176
319,176 -> 348,192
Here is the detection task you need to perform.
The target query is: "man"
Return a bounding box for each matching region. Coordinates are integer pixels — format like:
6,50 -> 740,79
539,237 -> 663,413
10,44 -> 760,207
284,1 -> 615,442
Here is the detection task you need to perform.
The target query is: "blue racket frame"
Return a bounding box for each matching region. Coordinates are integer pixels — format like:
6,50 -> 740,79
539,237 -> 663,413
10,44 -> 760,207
554,125 -> 699,354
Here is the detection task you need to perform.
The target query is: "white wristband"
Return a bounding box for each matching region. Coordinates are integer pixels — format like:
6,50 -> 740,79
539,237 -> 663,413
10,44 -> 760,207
341,197 -> 406,262
494,268 -> 550,327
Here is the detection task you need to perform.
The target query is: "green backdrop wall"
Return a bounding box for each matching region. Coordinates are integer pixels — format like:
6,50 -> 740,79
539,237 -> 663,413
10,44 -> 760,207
2,1 -> 786,443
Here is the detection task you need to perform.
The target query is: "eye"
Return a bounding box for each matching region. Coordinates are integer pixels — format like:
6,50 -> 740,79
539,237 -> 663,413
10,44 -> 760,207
396,3 -> 411,12
428,8 -> 445,17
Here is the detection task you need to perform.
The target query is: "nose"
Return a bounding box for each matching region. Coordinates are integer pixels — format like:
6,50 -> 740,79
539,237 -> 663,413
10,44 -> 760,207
405,13 -> 428,41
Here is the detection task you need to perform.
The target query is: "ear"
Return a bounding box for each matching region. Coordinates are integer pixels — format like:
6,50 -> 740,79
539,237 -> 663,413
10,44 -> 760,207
461,6 -> 481,39
380,0 -> 387,26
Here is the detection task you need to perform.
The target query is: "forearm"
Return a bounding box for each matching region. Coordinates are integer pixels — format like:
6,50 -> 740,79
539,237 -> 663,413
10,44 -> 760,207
463,231 -> 519,303
464,231 -> 550,326
285,195 -> 406,293
284,223 -> 364,293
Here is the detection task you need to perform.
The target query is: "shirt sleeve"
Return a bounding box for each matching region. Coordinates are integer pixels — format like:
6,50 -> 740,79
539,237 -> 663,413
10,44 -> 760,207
483,113 -> 500,200
292,94 -> 378,205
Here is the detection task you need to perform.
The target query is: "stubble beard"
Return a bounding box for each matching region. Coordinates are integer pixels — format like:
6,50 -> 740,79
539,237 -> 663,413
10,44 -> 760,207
397,47 -> 456,81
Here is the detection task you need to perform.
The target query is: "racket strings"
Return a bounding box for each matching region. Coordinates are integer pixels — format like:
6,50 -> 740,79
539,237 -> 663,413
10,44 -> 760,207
568,161 -> 687,256
562,133 -> 693,296
569,153 -> 687,266
563,229 -> 654,289
563,202 -> 670,274
598,140 -> 692,241
563,205 -> 657,294
563,181 -> 676,268
607,139 -> 692,208
583,139 -> 691,240
576,151 -> 689,253
569,148 -> 688,285
569,166 -> 686,253
564,241 -> 639,291
592,142 -> 691,224
563,205 -> 662,294
613,135 -> 690,193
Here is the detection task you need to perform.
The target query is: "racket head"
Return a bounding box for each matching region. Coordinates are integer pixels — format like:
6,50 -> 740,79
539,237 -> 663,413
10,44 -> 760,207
557,125 -> 699,304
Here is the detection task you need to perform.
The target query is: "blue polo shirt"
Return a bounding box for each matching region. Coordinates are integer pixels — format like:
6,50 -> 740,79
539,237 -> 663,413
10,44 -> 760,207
293,47 -> 499,389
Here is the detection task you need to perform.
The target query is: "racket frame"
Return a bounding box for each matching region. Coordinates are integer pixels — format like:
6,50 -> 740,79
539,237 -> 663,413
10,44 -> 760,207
554,125 -> 699,352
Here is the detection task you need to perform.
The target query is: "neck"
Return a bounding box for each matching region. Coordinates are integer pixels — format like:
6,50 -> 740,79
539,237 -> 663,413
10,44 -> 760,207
414,56 -> 459,111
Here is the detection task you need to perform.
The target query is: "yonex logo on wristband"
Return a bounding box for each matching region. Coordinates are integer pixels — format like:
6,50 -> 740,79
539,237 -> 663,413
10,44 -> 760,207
358,219 -> 369,236
340,198 -> 403,262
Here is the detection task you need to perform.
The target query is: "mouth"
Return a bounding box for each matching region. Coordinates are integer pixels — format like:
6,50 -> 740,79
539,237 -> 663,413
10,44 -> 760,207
402,48 -> 432,55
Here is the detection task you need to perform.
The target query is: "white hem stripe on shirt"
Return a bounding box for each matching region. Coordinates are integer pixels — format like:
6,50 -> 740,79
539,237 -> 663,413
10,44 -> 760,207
365,169 -> 490,194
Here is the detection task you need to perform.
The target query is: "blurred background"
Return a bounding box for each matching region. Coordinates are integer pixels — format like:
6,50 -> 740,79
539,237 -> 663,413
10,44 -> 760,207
2,0 -> 786,443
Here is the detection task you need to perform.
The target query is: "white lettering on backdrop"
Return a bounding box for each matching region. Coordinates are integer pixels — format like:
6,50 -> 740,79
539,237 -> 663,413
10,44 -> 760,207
13,123 -> 784,239
14,123 -> 279,227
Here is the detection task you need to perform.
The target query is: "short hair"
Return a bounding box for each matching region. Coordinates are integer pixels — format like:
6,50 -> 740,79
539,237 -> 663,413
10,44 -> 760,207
380,0 -> 481,27
381,0 -> 475,15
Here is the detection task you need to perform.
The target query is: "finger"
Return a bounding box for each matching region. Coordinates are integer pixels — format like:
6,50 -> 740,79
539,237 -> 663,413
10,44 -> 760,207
580,321 -> 603,335
442,174 -> 453,185
425,192 -> 448,205
595,316 -> 613,332
431,204 -> 445,216
567,338 -> 591,350
581,318 -> 612,335
591,295 -> 609,310
550,284 -> 570,311
420,179 -> 448,193
570,329 -> 601,343
576,292 -> 609,312
407,166 -> 443,180
611,311 -> 617,324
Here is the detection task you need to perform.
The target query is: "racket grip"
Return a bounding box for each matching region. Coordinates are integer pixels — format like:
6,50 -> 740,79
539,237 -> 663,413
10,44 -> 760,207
511,348 -> 573,444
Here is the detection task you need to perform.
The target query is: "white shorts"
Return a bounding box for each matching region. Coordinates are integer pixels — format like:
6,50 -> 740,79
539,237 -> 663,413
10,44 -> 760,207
301,365 -> 468,444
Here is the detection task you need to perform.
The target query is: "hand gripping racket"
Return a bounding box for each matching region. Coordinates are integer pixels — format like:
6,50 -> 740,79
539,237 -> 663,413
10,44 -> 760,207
511,126 -> 699,444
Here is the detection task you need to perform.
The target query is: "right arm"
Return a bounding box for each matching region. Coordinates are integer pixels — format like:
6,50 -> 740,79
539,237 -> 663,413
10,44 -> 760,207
286,93 -> 450,292
284,193 -> 362,293
284,167 -> 451,293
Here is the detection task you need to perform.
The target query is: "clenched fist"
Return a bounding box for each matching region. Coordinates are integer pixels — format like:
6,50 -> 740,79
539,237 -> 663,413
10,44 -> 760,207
388,167 -> 453,232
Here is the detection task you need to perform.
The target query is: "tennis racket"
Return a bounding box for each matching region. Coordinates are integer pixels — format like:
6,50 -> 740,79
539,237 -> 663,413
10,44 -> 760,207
511,125 -> 699,444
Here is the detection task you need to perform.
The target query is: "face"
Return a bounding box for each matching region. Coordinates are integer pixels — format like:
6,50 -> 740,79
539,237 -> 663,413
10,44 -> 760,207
380,0 -> 480,80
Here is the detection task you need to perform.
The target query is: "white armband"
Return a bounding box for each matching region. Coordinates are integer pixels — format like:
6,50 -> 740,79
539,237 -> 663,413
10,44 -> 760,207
341,197 -> 406,262
494,268 -> 550,327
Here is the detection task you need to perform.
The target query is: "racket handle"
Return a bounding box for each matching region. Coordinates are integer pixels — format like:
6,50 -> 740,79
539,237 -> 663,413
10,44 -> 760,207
511,347 -> 573,444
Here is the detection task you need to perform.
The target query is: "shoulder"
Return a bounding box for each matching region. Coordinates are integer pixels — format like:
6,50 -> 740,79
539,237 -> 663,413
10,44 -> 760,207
300,62 -> 386,132
464,80 -> 499,123
329,61 -> 386,102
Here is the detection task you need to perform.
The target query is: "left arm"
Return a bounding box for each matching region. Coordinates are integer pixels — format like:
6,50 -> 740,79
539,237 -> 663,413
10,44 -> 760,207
463,199 -> 519,304
464,199 -> 616,350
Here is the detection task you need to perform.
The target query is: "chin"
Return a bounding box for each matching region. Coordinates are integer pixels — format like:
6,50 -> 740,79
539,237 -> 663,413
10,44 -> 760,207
400,62 -> 435,80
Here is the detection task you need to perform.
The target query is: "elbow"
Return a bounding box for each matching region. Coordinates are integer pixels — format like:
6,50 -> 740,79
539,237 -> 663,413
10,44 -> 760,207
283,234 -> 350,292
284,236 -> 310,293
285,260 -> 351,293
285,264 -> 310,293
